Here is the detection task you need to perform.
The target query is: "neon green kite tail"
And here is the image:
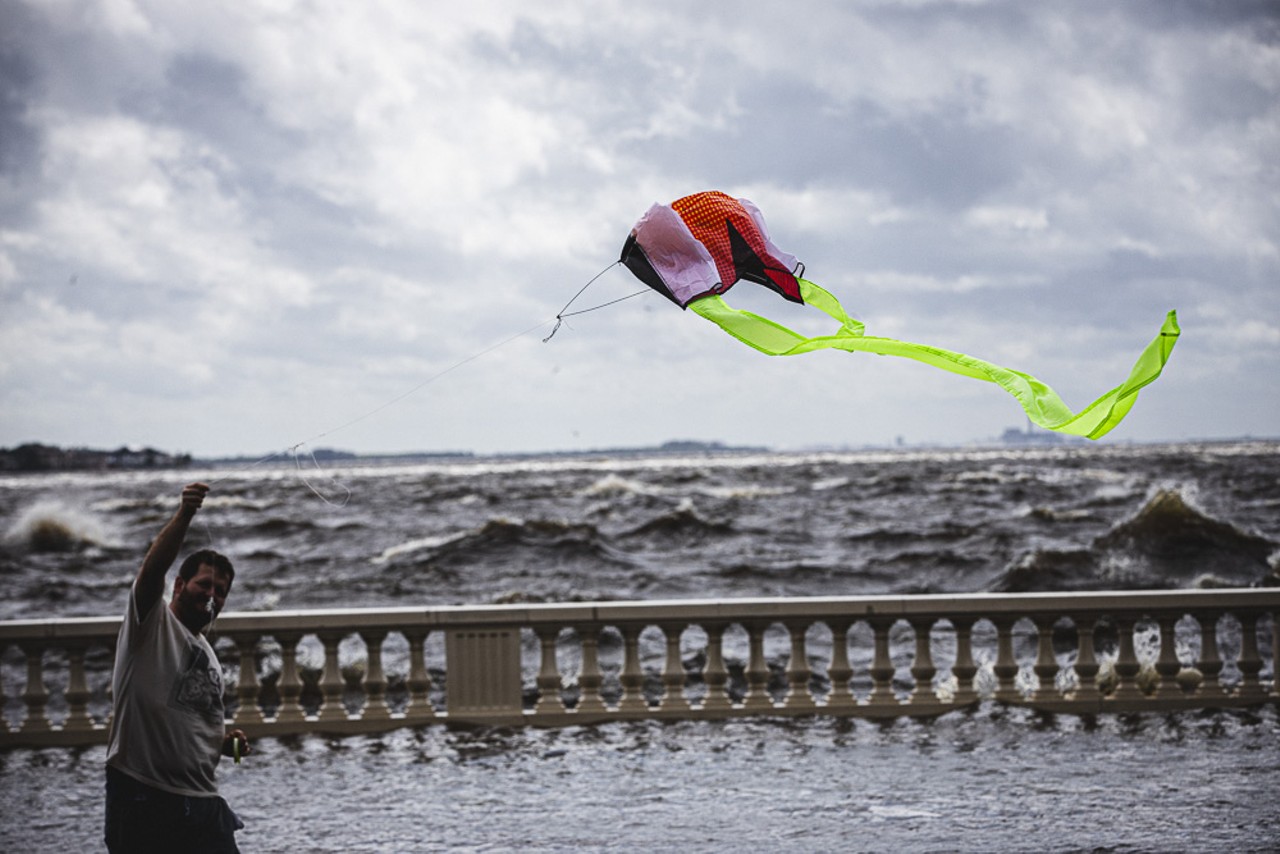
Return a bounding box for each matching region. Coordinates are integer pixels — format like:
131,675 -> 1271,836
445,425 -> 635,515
689,279 -> 1180,439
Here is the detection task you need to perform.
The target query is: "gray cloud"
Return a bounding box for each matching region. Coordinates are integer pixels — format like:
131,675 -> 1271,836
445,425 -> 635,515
0,1 -> 1276,454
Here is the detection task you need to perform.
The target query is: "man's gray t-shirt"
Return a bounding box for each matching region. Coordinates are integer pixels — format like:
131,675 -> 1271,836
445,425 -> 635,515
105,584 -> 226,796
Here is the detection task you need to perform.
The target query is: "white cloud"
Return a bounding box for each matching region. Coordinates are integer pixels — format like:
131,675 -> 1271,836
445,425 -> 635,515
30,113 -> 315,314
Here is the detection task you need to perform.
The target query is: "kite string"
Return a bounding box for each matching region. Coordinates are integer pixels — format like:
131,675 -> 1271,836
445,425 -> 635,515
196,315 -> 557,525
292,443 -> 352,507
199,261 -> 644,520
293,262 -> 647,456
295,317 -> 554,449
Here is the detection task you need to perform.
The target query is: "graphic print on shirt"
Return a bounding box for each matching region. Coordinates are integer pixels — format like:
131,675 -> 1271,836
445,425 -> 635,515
169,643 -> 224,720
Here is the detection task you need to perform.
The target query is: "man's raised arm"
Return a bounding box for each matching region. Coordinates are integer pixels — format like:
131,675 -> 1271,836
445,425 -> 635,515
134,482 -> 209,619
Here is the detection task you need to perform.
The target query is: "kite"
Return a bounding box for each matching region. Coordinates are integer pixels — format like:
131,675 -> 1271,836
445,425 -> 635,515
617,190 -> 1179,439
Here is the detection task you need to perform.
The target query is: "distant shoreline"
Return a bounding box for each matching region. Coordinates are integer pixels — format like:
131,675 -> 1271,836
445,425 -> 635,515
0,439 -> 766,473
0,443 -> 192,473
4,436 -> 1276,474
199,439 -> 774,467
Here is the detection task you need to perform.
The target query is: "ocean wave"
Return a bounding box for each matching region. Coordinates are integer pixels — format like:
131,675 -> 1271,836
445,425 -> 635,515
245,515 -> 366,537
867,548 -> 991,575
1095,487 -> 1274,579
992,487 -> 1277,592
715,560 -> 842,581
1025,506 -> 1099,523
372,533 -> 467,565
2,442 -> 1277,617
695,483 -> 795,500
3,501 -> 119,552
619,503 -> 736,544
844,522 -> 980,546
249,517 -> 318,534
373,517 -> 638,571
89,497 -> 158,514
581,474 -> 666,499
0,567 -> 133,619
987,549 -> 1097,593
244,548 -> 286,562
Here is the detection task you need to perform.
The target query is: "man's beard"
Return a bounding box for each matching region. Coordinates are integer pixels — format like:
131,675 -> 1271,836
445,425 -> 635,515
178,588 -> 215,630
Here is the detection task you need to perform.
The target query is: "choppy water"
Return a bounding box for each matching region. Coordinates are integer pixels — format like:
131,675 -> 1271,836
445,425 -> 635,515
1,441 -> 1278,851
2,709 -> 1278,853
3,442 -> 1278,618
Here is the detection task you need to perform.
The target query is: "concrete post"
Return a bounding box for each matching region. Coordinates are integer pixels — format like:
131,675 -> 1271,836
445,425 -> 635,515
445,628 -> 523,725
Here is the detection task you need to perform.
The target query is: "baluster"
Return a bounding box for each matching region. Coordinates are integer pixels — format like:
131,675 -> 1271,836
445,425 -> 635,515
824,621 -> 856,711
575,626 -> 606,714
740,623 -> 773,712
1153,615 -> 1184,700
362,630 -> 391,721
617,625 -> 647,713
534,627 -> 563,714
700,623 -> 732,713
951,618 -> 979,706
274,633 -> 306,724
62,643 -> 94,734
0,647 -> 7,727
909,618 -> 937,706
661,624 -> 688,710
1110,616 -> 1145,703
1272,610 -> 1280,699
867,619 -> 896,708
404,630 -> 435,722
1032,618 -> 1059,700
1236,613 -> 1264,701
21,644 -> 51,734
783,621 -> 816,711
316,632 -> 346,721
1196,613 -> 1224,698
1072,618 -> 1101,702
233,634 -> 264,726
992,619 -> 1020,703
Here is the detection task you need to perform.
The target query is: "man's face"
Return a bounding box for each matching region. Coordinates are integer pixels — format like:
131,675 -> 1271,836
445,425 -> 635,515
171,563 -> 232,631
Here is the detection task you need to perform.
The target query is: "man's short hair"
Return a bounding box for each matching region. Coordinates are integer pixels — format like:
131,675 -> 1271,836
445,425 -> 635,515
178,549 -> 235,585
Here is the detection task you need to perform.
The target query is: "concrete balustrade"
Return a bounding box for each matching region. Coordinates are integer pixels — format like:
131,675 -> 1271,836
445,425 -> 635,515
1,589 -> 1276,747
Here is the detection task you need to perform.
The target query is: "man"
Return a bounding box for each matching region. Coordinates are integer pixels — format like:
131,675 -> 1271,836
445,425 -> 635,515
104,482 -> 251,853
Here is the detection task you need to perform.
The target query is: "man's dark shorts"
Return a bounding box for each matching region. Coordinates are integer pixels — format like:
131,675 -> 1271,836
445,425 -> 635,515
105,765 -> 244,854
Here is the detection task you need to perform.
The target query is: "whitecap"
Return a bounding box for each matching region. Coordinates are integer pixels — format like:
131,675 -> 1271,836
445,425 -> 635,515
372,532 -> 466,565
581,474 -> 664,498
868,805 -> 941,820
3,500 -> 118,551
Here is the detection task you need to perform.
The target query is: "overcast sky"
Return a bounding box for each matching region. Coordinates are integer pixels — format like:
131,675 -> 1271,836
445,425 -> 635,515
2,1 -> 1277,457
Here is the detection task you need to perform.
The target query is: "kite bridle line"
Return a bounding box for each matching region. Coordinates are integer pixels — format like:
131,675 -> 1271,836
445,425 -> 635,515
542,261 -> 651,342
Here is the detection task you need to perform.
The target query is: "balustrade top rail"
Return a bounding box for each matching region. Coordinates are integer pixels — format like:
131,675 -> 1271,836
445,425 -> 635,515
3,588 -> 1275,641
2,589 -> 1277,747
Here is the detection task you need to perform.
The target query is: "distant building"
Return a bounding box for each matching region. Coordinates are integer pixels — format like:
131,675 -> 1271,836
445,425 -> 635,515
999,421 -> 1081,446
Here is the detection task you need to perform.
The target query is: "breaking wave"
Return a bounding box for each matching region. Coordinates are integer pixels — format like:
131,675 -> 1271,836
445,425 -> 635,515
373,517 -> 637,570
3,501 -> 117,553
991,487 -> 1277,592
619,503 -> 736,545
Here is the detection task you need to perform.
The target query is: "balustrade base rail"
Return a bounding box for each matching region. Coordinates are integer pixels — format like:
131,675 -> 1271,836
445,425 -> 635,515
2,590 -> 1277,748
